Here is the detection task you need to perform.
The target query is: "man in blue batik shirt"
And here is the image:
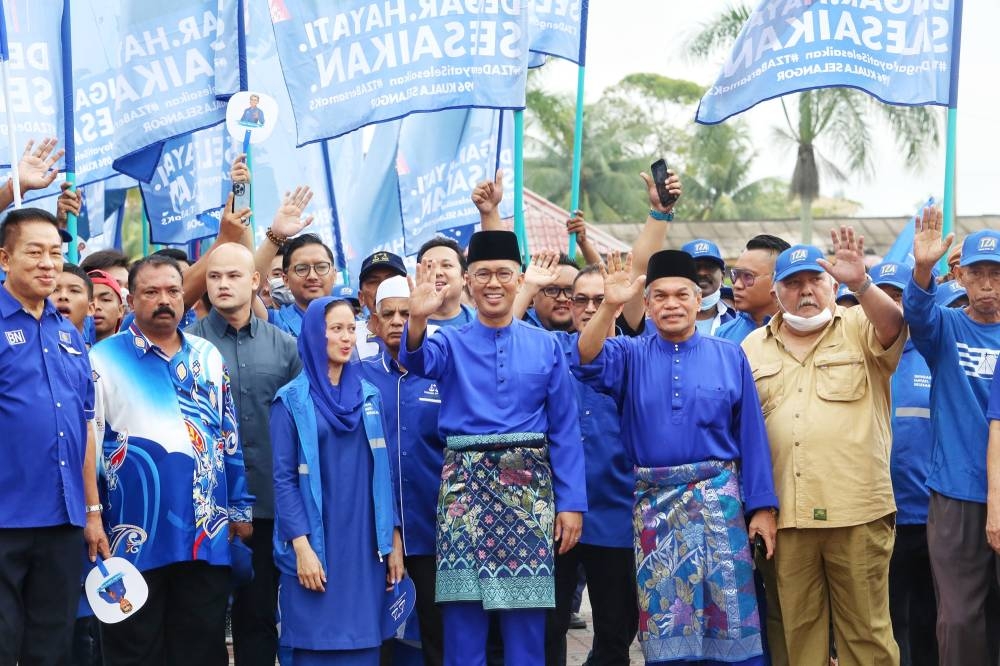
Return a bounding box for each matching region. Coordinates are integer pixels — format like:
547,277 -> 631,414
91,254 -> 254,665
362,275 -> 447,665
904,208 -> 1000,665
0,208 -> 110,665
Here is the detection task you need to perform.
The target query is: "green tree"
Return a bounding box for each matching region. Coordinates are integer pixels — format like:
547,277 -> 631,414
688,4 -> 940,242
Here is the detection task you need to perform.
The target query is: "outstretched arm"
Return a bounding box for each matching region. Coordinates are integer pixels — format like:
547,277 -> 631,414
578,253 -> 646,364
623,170 -> 681,330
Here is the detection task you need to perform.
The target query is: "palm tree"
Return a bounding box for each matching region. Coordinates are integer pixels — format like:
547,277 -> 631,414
687,4 -> 940,243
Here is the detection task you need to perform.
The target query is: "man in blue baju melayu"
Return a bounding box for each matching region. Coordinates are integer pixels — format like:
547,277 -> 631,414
401,230 -> 587,666
574,250 -> 779,666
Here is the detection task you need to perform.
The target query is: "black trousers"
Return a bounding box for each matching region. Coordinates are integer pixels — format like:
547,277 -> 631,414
231,519 -> 279,666
100,561 -> 230,666
545,543 -> 637,666
406,554 -> 444,666
0,525 -> 83,666
889,523 -> 938,666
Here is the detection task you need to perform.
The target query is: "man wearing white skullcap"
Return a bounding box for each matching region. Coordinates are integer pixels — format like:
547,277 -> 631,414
361,274 -> 446,665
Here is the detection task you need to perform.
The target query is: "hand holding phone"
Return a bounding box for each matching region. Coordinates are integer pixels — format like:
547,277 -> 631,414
232,181 -> 251,223
650,159 -> 677,207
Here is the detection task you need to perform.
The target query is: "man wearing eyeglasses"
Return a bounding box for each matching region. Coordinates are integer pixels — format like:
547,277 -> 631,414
544,263 -> 638,666
401,229 -> 586,666
905,210 -> 1000,665
269,233 -> 337,337
717,235 -> 791,344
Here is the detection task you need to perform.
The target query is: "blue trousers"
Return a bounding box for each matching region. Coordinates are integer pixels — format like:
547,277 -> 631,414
442,602 -> 545,666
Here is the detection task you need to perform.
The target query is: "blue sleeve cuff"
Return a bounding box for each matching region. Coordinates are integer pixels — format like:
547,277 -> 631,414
744,492 -> 779,514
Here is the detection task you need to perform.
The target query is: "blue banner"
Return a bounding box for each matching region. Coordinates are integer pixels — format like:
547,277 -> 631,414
99,2 -> 235,181
140,127 -> 234,244
696,1 -> 957,125
0,0 -> 9,61
0,0 -> 64,169
397,107 -> 512,255
268,0 -> 530,146
329,122 -> 404,282
528,0 -> 587,65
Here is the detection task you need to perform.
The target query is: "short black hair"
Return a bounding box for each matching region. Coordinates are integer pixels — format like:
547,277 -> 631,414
283,234 -> 334,273
81,249 -> 130,273
557,253 -> 578,269
152,247 -> 190,265
745,234 -> 791,255
417,237 -> 467,272
0,207 -> 60,250
62,263 -> 94,300
128,254 -> 184,293
573,263 -> 603,287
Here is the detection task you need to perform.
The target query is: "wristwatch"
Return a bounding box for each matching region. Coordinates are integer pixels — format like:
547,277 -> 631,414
851,274 -> 873,298
85,504 -> 103,514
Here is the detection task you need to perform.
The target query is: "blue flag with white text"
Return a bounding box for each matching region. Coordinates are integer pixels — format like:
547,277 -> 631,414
528,0 -> 587,65
268,0 -> 530,146
98,2 -> 238,181
696,1 -> 958,125
397,108 -> 513,255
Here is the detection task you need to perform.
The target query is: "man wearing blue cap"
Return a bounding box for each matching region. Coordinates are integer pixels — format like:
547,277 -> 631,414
934,279 -> 968,308
905,208 -> 1000,664
332,284 -> 362,317
743,228 -> 905,664
871,261 -> 938,664
681,238 -> 735,336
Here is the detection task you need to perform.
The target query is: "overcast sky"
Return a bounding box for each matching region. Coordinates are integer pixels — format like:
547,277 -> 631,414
539,1 -> 999,218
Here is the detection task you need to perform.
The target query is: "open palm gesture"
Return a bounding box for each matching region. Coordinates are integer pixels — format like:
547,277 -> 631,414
524,250 -> 560,289
272,186 -> 314,237
18,138 -> 64,192
410,260 -> 447,318
817,226 -> 867,289
601,252 -> 646,306
912,206 -> 952,269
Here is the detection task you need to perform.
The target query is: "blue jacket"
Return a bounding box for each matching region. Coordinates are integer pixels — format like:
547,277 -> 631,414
890,342 -> 933,524
272,373 -> 396,576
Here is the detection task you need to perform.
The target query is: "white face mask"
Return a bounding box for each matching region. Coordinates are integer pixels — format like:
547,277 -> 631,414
775,286 -> 834,333
268,277 -> 294,306
699,288 -> 721,312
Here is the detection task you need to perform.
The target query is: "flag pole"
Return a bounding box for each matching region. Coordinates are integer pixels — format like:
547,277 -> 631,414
567,64 -> 585,260
61,0 -> 78,261
141,205 -> 150,257
940,0 -> 964,274
321,140 -> 349,285
513,109 -> 528,264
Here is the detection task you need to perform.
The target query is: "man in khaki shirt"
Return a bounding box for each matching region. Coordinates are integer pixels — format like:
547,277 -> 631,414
742,228 -> 906,666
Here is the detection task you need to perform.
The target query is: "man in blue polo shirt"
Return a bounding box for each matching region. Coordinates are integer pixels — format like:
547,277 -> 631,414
872,261 -> 938,665
361,275 -> 446,665
717,234 -> 790,343
904,208 -> 1000,664
682,238 -> 735,336
0,207 -> 110,665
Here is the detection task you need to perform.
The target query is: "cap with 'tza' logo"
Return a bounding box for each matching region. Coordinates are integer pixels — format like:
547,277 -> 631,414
961,230 -> 1000,267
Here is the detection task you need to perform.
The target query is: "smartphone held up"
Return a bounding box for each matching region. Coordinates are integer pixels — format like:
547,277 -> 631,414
650,159 -> 677,207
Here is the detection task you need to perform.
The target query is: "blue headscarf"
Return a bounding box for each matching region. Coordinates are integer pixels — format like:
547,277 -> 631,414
298,297 -> 362,432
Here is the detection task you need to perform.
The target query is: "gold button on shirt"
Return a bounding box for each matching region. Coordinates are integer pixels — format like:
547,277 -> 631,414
742,306 -> 906,529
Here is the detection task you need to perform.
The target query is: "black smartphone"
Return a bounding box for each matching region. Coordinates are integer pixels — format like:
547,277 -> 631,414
753,534 -> 766,562
232,181 -> 251,221
650,158 -> 676,207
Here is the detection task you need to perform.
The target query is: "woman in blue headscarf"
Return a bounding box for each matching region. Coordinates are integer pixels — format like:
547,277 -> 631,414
271,297 -> 404,665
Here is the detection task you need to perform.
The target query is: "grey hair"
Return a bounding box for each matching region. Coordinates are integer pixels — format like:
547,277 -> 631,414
644,279 -> 702,299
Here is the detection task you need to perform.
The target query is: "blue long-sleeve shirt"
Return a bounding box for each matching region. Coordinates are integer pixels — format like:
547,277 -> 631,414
890,342 -> 933,524
903,277 -> 1000,503
361,352 -> 445,556
400,317 -> 587,512
554,332 -> 634,548
572,331 -> 778,513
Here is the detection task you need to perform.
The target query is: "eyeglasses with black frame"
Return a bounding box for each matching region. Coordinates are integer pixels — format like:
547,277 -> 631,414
540,286 -> 574,300
471,268 -> 516,284
292,262 -> 333,278
728,268 -> 771,288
